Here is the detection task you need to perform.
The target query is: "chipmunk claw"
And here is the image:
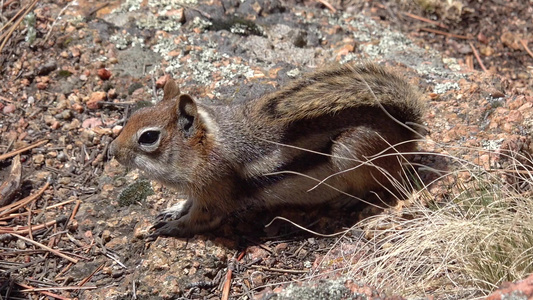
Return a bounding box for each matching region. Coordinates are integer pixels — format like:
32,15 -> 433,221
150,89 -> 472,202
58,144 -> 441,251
149,220 -> 194,239
156,200 -> 191,221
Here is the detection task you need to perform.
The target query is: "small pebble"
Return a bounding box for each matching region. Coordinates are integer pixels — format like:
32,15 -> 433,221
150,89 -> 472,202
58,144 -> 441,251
32,154 -> 45,165
87,91 -> 107,109
57,151 -> 68,162
16,239 -> 27,250
107,88 -> 117,99
68,219 -> 78,231
102,230 -> 112,242
43,115 -> 55,125
62,110 -> 73,120
58,176 -> 71,185
68,94 -> 81,103
82,117 -> 103,129
72,103 -> 84,113
97,68 -> 112,80
36,61 -> 57,76
3,104 -> 16,114
112,125 -> 123,136
36,82 -> 48,90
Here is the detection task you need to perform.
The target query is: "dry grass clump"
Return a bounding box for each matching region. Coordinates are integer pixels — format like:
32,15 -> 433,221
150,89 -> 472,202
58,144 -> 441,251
341,149 -> 533,299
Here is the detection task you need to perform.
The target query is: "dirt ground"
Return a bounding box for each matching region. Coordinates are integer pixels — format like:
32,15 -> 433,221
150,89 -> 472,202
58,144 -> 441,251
1,0 -> 532,299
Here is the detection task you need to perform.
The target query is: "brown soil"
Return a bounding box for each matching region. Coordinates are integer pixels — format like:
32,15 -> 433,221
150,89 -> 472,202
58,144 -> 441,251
1,0 -> 532,299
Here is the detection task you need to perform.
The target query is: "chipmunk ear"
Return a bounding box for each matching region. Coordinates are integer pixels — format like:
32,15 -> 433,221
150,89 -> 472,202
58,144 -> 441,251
162,77 -> 181,102
177,94 -> 198,137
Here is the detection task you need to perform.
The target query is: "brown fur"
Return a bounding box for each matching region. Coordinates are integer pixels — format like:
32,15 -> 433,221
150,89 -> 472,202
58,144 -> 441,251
108,63 -> 425,237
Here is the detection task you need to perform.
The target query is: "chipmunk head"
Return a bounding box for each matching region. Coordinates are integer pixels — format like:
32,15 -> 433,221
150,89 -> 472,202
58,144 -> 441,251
109,77 -> 211,187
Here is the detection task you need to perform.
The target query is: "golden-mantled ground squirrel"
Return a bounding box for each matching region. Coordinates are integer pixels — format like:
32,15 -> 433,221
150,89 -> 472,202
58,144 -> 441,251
108,63 -> 425,237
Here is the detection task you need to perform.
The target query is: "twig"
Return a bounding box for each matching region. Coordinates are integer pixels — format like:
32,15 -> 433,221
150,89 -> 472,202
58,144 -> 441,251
21,286 -> 97,292
86,2 -> 109,17
100,101 -> 136,106
27,199 -> 34,240
469,42 -> 488,72
2,0 -> 20,9
0,2 -> 27,37
21,285 -> 97,292
252,266 -> 309,274
78,263 -> 105,286
56,262 -> 74,279
221,251 -> 245,300
0,0 -> 39,54
0,95 -> 15,102
0,139 -> 48,161
419,27 -> 469,39
316,0 -> 336,12
0,180 -> 49,217
17,282 -> 74,300
520,39 -> 533,59
465,55 -> 474,70
221,266 -> 232,299
67,200 -> 81,228
44,198 -> 78,210
0,218 -> 63,234
0,198 -> 77,221
402,12 -> 448,29
11,233 -> 79,263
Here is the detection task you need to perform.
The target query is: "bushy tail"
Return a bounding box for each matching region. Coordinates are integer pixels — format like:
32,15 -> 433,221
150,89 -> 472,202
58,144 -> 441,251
254,63 -> 425,133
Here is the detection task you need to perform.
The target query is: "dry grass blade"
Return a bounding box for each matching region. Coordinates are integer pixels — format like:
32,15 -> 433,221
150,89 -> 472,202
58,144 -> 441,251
265,216 -> 349,237
316,147 -> 533,299
402,12 -> 448,29
43,2 -> 71,42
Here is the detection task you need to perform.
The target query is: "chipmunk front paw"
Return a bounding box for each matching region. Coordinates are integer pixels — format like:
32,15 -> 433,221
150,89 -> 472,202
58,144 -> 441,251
150,219 -> 195,239
149,199 -> 223,239
156,200 -> 191,221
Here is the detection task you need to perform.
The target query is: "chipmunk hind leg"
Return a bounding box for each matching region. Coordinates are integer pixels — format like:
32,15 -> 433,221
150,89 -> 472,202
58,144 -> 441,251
330,126 -> 416,198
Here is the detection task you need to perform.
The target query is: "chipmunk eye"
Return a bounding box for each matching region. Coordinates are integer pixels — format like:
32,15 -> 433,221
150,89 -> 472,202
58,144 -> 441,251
138,130 -> 160,145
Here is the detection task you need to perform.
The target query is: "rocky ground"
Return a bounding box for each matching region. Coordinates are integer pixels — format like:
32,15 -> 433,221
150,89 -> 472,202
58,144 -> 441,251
1,0 -> 532,299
